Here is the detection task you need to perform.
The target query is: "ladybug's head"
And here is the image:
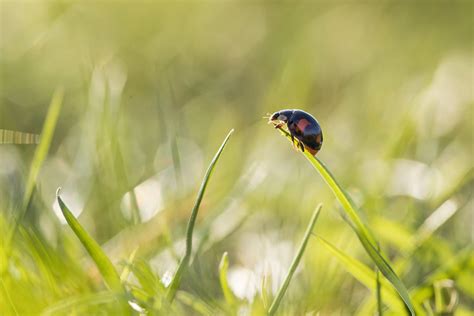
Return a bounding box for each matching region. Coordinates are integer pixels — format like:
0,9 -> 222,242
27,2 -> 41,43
269,109 -> 294,123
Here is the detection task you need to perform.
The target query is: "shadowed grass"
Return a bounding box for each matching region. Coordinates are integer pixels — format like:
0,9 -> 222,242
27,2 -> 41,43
275,127 -> 415,315
166,129 -> 234,302
268,204 -> 322,316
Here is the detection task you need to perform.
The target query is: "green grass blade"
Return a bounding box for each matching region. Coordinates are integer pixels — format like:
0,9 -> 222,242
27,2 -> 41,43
120,247 -> 139,282
56,189 -> 123,292
8,88 -> 64,241
275,128 -> 415,315
166,129 -> 234,302
318,237 -> 406,313
219,252 -> 236,305
268,204 -> 322,316
376,268 -> 383,316
23,88 -> 64,213
357,226 -> 415,315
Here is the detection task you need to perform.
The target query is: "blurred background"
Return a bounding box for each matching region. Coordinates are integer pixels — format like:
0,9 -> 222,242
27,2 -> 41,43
1,1 -> 472,315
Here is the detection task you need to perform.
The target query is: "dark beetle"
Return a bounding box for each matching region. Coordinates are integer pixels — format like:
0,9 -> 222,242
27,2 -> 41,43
269,109 -> 323,156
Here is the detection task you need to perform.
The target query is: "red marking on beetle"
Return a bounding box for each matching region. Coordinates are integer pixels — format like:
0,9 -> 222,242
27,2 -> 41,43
316,133 -> 322,144
306,146 -> 318,155
296,118 -> 311,132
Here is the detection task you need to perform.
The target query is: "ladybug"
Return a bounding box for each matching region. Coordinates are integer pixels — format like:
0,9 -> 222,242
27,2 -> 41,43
269,109 -> 323,155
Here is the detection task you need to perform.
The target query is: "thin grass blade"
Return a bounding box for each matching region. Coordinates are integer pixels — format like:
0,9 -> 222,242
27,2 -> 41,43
268,204 -> 322,316
8,88 -> 64,243
166,129 -> 234,302
376,268 -> 383,316
56,189 -> 123,292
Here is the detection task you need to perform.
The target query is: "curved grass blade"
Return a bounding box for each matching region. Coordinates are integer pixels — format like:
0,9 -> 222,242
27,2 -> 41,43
275,127 -> 415,315
268,204 -> 322,316
56,189 -> 123,292
219,252 -> 237,305
166,129 -> 234,302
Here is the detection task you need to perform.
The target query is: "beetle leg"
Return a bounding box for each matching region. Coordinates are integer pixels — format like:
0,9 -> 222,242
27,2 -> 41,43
298,140 -> 305,152
290,134 -> 299,151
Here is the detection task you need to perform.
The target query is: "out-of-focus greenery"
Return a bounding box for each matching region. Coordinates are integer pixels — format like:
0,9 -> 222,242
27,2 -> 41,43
1,1 -> 472,315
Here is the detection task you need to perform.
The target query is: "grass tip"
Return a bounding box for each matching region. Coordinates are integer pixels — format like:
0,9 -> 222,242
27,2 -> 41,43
56,187 -> 62,198
219,252 -> 229,268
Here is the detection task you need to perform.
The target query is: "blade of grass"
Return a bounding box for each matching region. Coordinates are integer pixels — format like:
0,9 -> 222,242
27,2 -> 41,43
376,268 -> 383,316
56,188 -> 123,292
317,236 -> 407,313
268,204 -> 322,316
22,88 -> 64,215
219,252 -> 237,305
166,129 -> 234,302
275,127 -> 415,315
7,88 -> 64,243
120,247 -> 139,282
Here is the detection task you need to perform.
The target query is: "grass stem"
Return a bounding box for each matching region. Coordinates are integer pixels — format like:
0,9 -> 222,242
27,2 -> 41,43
268,204 -> 322,316
166,129 -> 234,302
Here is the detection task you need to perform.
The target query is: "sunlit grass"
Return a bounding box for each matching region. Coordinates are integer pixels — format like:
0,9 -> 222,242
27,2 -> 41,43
276,126 -> 415,315
268,204 -> 322,316
0,2 -> 472,315
56,188 -> 123,293
166,129 -> 234,301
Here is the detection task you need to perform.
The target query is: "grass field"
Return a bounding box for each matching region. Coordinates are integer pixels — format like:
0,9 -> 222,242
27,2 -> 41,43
1,1 -> 473,315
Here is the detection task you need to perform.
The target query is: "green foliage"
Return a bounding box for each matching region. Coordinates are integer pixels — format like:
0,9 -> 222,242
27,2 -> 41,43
1,2 -> 472,315
318,236 -> 406,313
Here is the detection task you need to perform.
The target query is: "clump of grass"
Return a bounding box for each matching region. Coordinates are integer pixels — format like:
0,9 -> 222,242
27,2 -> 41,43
52,129 -> 234,314
274,127 -> 415,315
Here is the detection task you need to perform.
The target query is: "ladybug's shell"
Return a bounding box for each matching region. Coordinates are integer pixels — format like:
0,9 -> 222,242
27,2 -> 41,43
287,110 -> 323,155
